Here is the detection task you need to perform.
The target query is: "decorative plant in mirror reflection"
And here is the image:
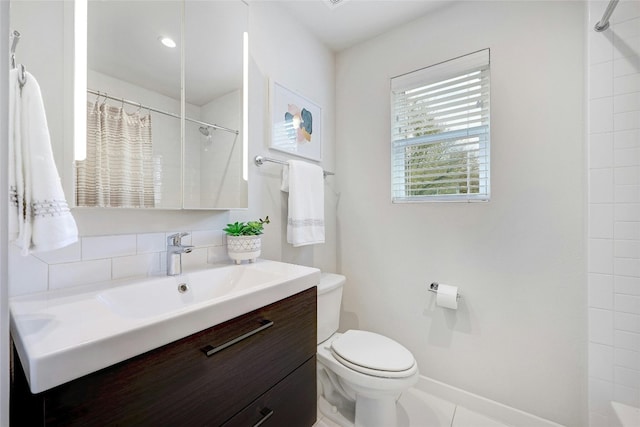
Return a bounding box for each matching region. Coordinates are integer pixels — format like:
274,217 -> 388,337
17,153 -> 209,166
223,216 -> 270,236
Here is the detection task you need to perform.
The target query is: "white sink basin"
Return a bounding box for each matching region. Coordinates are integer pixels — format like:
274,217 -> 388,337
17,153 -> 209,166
10,260 -> 320,393
97,266 -> 287,319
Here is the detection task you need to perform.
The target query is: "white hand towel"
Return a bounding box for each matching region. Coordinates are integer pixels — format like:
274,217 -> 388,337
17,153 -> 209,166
9,68 -> 78,255
283,160 -> 325,247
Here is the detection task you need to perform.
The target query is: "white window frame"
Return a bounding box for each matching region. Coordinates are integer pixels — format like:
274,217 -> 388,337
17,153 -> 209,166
390,49 -> 490,203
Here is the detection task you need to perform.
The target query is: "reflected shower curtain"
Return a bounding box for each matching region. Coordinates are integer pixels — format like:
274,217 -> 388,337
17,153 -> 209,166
77,101 -> 155,208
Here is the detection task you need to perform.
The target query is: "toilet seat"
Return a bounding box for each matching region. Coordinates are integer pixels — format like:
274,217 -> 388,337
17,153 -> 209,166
330,330 -> 417,378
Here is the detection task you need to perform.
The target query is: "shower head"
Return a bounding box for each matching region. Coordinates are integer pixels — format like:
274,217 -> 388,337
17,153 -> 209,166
199,126 -> 211,137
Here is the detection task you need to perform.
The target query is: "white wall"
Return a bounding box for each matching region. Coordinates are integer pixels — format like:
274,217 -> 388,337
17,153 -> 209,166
335,2 -> 586,426
587,1 -> 640,426
246,2 -> 337,272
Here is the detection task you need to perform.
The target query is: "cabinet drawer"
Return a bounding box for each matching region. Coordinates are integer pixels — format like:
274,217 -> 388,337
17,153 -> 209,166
223,356 -> 317,427
30,286 -> 317,426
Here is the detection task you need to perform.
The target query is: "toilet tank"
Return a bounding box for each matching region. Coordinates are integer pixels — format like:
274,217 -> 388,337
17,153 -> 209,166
317,273 -> 345,344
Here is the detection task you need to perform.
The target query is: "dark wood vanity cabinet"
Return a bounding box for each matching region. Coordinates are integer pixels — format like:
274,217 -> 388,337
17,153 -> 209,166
10,287 -> 318,426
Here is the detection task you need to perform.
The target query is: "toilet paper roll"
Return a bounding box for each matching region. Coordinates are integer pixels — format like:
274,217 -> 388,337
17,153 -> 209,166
436,284 -> 458,310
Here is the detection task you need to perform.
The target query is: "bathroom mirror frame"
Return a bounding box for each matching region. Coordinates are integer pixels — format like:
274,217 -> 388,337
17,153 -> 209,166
73,0 -> 248,210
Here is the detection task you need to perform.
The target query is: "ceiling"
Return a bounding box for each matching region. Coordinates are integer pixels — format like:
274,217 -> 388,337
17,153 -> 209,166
267,0 -> 452,52
87,0 -> 449,106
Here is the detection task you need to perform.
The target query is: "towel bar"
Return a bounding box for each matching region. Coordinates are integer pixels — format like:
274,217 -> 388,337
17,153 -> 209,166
254,155 -> 335,177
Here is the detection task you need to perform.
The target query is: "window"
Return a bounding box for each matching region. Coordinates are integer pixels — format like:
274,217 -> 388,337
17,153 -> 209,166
391,49 -> 490,202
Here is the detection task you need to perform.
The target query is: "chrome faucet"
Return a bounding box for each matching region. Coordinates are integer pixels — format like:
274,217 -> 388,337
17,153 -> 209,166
167,232 -> 194,276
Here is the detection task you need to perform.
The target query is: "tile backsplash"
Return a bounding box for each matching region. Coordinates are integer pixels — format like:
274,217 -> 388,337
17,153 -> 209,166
8,229 -> 228,297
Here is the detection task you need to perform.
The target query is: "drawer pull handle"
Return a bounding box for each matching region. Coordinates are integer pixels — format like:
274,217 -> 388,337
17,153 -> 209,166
253,408 -> 274,427
201,319 -> 274,357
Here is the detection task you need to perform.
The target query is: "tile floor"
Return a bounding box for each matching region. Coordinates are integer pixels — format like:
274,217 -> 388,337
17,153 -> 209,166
314,386 -> 510,427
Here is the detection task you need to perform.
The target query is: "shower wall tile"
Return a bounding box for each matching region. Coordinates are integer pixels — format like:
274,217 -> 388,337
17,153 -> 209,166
589,168 -> 614,203
614,203 -> 640,221
590,343 -> 614,381
590,61 -> 614,99
613,16 -> 640,39
614,92 -> 640,113
590,96 -> 614,132
615,129 -> 640,149
612,1 -> 640,24
589,377 -> 614,415
615,258 -> 640,277
613,35 -> 640,60
615,311 -> 640,333
589,238 -> 614,274
589,6 -> 640,421
616,276 -> 640,295
614,366 -> 640,390
613,56 -> 640,79
614,383 -> 640,407
615,185 -> 640,203
615,347 -> 640,371
589,30 -> 614,65
615,221 -> 640,240
590,274 -> 614,309
590,308 -> 615,345
614,165 -> 639,185
614,73 -> 640,95
615,330 -> 640,352
590,132 -> 614,168
614,111 -> 640,131
615,294 -> 640,315
615,240 -> 640,258
590,204 -> 614,238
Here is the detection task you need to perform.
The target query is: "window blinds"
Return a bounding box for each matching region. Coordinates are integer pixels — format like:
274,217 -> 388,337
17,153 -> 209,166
391,49 -> 490,202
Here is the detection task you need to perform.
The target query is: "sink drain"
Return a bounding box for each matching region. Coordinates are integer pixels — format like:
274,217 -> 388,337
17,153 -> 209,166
177,283 -> 189,293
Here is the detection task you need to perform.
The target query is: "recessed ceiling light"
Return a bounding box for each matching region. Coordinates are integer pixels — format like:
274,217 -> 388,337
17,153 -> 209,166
158,36 -> 176,48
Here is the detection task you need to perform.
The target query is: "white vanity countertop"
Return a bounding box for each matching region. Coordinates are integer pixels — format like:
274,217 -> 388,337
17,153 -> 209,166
10,259 -> 320,394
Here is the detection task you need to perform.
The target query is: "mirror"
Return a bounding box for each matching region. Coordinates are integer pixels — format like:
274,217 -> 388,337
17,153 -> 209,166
9,0 -> 247,210
82,0 -> 183,209
183,1 -> 248,209
83,0 -> 248,209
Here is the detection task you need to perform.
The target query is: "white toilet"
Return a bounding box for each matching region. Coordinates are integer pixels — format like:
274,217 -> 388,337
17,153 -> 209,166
317,273 -> 419,427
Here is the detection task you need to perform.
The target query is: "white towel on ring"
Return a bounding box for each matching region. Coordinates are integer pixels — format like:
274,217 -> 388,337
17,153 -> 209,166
9,68 -> 78,255
282,160 -> 324,247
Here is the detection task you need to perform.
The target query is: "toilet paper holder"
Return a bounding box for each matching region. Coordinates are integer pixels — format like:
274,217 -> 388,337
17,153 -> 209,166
429,282 -> 462,301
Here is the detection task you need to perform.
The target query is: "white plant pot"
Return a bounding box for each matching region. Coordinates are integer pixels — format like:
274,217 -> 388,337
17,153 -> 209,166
226,235 -> 261,264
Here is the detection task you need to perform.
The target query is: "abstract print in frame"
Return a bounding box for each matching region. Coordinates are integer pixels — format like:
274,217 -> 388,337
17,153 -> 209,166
270,82 -> 322,161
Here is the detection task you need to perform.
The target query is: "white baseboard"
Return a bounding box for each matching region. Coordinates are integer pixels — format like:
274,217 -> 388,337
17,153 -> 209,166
414,375 -> 565,427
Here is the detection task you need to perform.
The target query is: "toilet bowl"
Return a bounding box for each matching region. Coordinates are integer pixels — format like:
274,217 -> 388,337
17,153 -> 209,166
317,273 -> 419,427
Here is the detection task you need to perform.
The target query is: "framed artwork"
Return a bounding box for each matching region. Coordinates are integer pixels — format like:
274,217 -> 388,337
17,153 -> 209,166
270,81 -> 322,161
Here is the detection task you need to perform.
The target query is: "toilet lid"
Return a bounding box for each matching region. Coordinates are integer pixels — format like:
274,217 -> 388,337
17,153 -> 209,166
330,330 -> 415,374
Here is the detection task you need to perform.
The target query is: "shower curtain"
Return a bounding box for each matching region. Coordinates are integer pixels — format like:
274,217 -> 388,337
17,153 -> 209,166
76,101 -> 155,208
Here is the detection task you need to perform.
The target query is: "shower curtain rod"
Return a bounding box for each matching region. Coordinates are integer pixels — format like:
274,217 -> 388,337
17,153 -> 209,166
594,0 -> 619,32
87,89 -> 239,135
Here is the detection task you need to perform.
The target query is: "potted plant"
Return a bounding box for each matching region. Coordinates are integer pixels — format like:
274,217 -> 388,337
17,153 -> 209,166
223,216 -> 270,264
